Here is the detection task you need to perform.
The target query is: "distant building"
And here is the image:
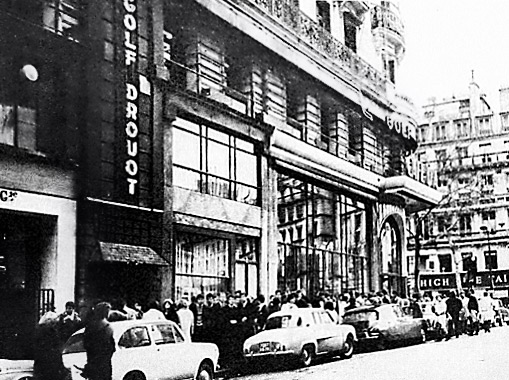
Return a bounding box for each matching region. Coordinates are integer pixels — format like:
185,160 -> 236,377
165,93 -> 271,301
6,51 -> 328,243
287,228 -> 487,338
408,80 -> 509,297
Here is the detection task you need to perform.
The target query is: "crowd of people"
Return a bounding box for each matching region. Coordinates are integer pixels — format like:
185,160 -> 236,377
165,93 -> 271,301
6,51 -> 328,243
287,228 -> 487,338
32,287 -> 504,379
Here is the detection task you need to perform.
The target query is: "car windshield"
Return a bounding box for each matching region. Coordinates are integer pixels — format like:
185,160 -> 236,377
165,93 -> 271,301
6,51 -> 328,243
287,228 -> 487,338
62,333 -> 85,354
343,311 -> 377,323
265,315 -> 293,330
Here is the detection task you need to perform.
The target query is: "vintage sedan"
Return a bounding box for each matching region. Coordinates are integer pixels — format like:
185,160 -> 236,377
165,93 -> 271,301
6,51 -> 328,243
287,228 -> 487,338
243,308 -> 356,367
342,304 -> 427,350
0,360 -> 33,380
62,319 -> 219,380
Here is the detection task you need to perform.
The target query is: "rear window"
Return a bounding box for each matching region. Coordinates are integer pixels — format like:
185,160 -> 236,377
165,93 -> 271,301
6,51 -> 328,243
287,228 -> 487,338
343,311 -> 377,323
63,333 -> 85,354
265,315 -> 292,330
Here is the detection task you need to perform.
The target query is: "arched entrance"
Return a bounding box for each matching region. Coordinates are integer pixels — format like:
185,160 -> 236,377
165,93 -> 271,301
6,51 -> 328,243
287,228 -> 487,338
380,215 -> 405,296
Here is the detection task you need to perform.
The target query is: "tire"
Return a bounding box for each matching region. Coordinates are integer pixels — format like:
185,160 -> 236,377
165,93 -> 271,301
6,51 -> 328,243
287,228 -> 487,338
340,335 -> 354,359
299,345 -> 314,367
123,371 -> 146,380
196,362 -> 214,380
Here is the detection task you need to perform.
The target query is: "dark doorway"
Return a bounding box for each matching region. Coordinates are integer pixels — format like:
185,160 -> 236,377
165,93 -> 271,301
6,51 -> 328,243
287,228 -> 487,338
0,211 -> 55,359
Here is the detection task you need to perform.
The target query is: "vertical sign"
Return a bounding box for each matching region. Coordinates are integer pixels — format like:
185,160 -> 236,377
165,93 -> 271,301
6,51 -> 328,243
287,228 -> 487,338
123,0 -> 139,198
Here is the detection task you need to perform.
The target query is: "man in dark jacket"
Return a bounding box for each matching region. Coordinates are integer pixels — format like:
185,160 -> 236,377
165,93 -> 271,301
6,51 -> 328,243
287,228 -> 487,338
466,289 -> 480,335
83,302 -> 116,380
445,290 -> 463,339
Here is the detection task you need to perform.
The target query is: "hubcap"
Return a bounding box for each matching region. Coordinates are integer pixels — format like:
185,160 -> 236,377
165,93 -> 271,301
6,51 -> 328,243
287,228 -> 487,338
197,369 -> 211,380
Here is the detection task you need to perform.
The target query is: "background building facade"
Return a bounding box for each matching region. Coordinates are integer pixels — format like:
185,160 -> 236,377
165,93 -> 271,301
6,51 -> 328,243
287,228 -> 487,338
408,80 -> 509,297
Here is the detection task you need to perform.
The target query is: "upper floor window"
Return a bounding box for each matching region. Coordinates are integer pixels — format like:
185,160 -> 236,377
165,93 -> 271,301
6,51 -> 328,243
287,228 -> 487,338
172,118 -> 259,205
484,251 -> 498,270
459,214 -> 472,233
456,121 -> 469,138
477,117 -> 491,134
481,174 -> 494,186
482,210 -> 495,222
343,13 -> 357,52
434,123 -> 446,141
501,113 -> 509,131
316,1 -> 331,32
42,0 -> 81,41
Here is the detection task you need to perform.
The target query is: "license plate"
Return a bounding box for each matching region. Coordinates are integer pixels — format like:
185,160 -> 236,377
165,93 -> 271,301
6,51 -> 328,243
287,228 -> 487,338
259,342 -> 270,352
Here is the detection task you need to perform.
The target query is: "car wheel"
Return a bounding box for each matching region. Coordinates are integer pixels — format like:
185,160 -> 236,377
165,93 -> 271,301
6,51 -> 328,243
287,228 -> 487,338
196,362 -> 213,380
123,371 -> 146,380
340,335 -> 354,359
299,345 -> 314,367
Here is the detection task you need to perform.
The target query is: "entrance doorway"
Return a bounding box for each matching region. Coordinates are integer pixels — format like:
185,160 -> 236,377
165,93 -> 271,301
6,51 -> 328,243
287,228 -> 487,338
0,211 -> 56,359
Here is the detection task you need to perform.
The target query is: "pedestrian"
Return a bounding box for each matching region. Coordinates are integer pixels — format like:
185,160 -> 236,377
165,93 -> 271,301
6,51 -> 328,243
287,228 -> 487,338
143,300 -> 166,321
34,311 -> 67,380
189,294 -> 206,342
133,301 -> 144,319
432,294 -> 447,340
445,290 -> 462,339
58,300 -> 82,344
82,302 -> 115,380
281,292 -> 297,312
162,298 -> 180,324
466,289 -> 480,335
176,299 -> 194,341
478,291 -> 495,333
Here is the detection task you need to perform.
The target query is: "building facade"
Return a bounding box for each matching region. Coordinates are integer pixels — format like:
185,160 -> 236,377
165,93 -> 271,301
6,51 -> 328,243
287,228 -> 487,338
0,0 -> 440,358
409,80 -> 509,297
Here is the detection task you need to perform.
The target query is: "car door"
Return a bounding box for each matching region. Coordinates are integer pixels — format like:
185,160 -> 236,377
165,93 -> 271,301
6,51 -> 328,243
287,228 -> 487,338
311,311 -> 337,354
152,323 -> 197,380
114,325 -> 158,380
393,305 -> 418,339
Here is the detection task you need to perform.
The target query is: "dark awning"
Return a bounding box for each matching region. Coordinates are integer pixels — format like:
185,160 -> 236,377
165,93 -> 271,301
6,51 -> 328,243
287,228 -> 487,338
98,242 -> 169,266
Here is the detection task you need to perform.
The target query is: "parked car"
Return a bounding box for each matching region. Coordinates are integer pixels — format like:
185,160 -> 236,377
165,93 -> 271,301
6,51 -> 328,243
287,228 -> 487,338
243,308 -> 356,367
342,304 -> 427,350
62,319 -> 219,380
493,299 -> 509,326
0,359 -> 33,380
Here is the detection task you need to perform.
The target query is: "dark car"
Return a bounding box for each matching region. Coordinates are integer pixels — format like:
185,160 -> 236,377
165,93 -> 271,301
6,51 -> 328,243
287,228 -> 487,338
342,304 -> 427,350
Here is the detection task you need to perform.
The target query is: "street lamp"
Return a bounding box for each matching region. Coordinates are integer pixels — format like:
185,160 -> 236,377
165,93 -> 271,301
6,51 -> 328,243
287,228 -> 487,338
480,225 -> 495,290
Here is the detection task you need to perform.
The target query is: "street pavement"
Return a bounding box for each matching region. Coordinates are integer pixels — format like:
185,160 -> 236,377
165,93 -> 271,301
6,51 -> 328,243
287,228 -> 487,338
226,325 -> 509,380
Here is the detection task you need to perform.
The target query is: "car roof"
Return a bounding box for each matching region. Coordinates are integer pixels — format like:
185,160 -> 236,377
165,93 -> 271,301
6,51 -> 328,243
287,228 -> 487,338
343,304 -> 392,315
72,319 -> 177,337
268,307 -> 330,318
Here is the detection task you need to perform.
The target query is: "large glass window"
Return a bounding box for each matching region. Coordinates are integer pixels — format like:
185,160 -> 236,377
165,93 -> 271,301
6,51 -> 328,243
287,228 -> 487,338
277,172 -> 368,296
172,118 -> 259,205
175,231 -> 259,299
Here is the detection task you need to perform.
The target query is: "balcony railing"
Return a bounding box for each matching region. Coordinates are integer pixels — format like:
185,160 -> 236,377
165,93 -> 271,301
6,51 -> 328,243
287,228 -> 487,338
245,0 -> 387,92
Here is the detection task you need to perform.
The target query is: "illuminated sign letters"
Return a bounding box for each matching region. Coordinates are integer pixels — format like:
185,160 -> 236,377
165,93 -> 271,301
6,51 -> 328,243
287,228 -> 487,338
385,115 -> 416,142
123,0 -> 139,196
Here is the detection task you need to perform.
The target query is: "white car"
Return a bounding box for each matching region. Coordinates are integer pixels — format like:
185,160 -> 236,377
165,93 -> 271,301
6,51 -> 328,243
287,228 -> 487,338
243,308 -> 356,367
62,319 -> 219,380
0,359 -> 33,380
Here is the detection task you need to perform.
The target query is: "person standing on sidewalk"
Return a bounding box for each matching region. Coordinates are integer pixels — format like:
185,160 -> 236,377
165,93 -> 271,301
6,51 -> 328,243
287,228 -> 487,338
83,302 -> 115,380
445,290 -> 463,339
466,289 -> 480,335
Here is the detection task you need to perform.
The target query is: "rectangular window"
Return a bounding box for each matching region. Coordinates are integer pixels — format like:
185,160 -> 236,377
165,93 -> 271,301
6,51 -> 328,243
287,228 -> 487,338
175,232 -> 232,300
459,214 -> 472,233
344,13 -> 357,52
42,0 -> 81,41
484,251 -> 498,270
172,118 -> 259,205
482,211 -> 496,221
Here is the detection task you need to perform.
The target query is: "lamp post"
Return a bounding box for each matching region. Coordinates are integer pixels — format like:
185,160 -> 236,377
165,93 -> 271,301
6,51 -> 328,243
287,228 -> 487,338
480,225 -> 494,290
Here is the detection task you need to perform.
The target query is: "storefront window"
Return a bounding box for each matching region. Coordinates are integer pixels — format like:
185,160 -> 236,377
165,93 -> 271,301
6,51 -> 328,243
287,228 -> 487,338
175,232 -> 259,299
277,172 -> 368,296
175,233 -> 230,300
172,118 -> 259,205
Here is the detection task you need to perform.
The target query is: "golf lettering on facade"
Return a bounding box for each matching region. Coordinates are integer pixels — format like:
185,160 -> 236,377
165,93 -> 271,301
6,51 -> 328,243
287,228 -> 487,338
124,0 -> 139,196
385,115 -> 416,143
